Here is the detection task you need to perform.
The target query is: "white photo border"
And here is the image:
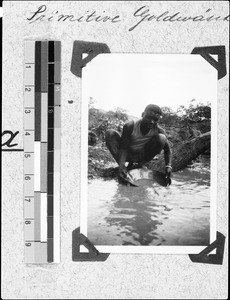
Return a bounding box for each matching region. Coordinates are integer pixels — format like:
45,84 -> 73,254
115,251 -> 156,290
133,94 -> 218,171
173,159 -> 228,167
80,53 -> 217,254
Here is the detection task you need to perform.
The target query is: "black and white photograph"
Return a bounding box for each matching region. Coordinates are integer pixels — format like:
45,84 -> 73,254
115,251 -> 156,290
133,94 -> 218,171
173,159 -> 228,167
81,54 -> 217,253
2,0 -> 228,298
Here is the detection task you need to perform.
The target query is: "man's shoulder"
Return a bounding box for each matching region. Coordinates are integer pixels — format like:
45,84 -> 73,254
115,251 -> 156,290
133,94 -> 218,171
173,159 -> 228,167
157,125 -> 167,135
124,120 -> 135,129
122,120 -> 135,136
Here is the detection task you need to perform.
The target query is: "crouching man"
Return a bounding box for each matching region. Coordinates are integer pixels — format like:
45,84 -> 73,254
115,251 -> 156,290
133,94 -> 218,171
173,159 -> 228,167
105,104 -> 172,180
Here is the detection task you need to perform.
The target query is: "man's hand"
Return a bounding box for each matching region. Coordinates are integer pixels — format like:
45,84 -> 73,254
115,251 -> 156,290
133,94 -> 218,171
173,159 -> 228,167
165,166 -> 172,178
118,165 -> 128,185
165,166 -> 172,186
118,165 -> 127,179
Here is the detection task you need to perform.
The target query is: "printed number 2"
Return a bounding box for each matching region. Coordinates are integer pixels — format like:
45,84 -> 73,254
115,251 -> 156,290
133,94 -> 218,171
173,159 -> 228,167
25,88 -> 31,92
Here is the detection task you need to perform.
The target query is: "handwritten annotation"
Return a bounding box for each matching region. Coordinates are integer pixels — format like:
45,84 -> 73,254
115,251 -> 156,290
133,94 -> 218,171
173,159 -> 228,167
27,5 -> 229,31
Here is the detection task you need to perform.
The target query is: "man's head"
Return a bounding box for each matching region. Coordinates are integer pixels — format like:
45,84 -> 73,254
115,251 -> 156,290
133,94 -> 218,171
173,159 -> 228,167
141,104 -> 162,128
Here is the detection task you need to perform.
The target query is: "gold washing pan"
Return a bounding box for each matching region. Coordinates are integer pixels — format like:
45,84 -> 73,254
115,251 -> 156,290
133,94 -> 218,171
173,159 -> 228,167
119,168 -> 171,187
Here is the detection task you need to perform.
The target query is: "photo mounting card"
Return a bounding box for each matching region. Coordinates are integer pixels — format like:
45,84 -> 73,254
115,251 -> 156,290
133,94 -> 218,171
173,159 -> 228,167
2,1 -> 228,299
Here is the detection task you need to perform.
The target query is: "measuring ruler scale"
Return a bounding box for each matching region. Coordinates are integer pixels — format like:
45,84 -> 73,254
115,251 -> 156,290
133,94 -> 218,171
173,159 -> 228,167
24,40 -> 61,263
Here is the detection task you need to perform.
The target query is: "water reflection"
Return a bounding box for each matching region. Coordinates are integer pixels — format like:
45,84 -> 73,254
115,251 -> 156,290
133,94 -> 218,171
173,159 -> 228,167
87,156 -> 211,246
105,184 -> 164,245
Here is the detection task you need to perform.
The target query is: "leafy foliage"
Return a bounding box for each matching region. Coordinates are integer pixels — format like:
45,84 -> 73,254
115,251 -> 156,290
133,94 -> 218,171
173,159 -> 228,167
160,100 -> 211,127
160,106 -> 180,125
89,103 -> 128,141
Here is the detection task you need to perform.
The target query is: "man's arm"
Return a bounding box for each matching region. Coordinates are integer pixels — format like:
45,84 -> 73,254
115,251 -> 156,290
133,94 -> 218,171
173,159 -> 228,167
163,140 -> 172,178
163,140 -> 172,166
158,125 -> 167,137
158,125 -> 171,165
118,121 -> 133,174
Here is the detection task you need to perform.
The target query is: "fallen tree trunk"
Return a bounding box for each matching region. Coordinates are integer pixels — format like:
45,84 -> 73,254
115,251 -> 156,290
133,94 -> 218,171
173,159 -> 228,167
90,131 -> 211,179
146,131 -> 211,172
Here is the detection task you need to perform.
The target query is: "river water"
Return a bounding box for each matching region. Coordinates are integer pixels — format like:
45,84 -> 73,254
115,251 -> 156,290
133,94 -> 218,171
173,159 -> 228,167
87,155 -> 210,246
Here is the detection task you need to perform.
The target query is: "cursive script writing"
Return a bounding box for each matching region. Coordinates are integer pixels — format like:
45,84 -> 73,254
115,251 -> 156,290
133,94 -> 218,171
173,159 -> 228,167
2,130 -> 19,148
26,4 -> 229,32
27,5 -> 121,24
129,6 -> 229,31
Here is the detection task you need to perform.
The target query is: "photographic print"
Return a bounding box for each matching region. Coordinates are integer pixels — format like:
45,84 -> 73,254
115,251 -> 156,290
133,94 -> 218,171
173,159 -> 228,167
2,0 -> 228,298
81,54 -> 217,254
